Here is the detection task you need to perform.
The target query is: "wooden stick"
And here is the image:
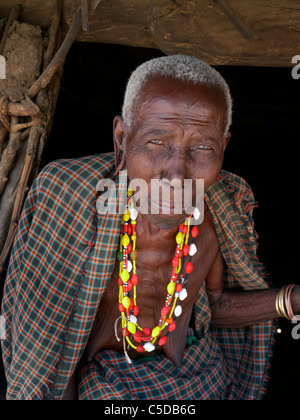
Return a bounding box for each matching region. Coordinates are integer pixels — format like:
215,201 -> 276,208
81,0 -> 90,31
0,96 -> 11,131
0,18 -> 8,41
0,124 -> 42,273
6,96 -> 43,118
0,124 -> 8,161
214,0 -> 257,41
10,119 -> 44,135
43,0 -> 63,69
27,0 -> 102,99
0,5 -> 21,55
0,117 -> 21,196
20,127 -> 31,142
27,8 -> 81,99
7,102 -> 37,117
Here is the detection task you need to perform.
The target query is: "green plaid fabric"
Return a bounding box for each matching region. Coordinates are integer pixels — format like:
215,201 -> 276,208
1,153 -> 275,400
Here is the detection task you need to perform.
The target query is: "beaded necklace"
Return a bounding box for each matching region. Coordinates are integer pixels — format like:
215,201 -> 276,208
115,188 -> 200,363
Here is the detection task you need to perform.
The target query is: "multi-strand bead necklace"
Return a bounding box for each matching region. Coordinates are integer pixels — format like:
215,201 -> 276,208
115,188 -> 200,363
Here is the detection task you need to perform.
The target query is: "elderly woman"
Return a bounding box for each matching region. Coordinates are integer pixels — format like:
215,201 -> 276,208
1,55 -> 299,400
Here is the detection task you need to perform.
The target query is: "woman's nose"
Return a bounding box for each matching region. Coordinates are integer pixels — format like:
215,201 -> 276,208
161,148 -> 189,185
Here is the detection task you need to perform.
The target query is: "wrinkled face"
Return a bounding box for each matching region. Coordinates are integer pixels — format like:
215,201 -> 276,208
114,77 -> 230,229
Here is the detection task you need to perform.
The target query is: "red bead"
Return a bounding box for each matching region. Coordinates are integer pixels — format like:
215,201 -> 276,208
122,327 -> 129,337
161,305 -> 171,317
133,331 -> 143,343
182,225 -> 188,234
158,336 -> 168,347
191,226 -> 199,238
127,242 -> 133,253
131,274 -> 138,286
127,280 -> 133,292
136,344 -> 145,353
168,322 -> 176,332
142,327 -> 152,336
117,276 -> 123,286
143,336 -> 153,342
118,303 -> 125,312
172,257 -> 179,268
171,273 -> 178,282
185,262 -> 193,274
175,249 -> 183,258
127,225 -> 132,236
133,305 -> 139,316
182,244 -> 189,256
129,298 -> 134,310
175,283 -> 183,293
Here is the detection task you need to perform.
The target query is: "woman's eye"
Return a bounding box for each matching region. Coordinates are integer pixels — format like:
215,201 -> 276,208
149,139 -> 163,145
198,144 -> 212,150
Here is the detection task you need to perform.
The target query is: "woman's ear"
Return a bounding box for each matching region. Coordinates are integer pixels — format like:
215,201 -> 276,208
223,131 -> 231,153
113,116 -> 127,171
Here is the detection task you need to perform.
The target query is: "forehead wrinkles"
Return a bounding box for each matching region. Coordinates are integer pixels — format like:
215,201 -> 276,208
139,104 -> 219,133
138,79 -> 226,131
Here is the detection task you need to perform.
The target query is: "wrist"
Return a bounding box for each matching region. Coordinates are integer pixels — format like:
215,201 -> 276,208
291,285 -> 300,315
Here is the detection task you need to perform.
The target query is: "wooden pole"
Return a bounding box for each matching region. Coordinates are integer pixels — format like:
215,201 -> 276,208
0,5 -> 21,55
213,0 -> 257,41
0,0 -> 103,279
0,117 -> 21,196
28,0 -> 102,99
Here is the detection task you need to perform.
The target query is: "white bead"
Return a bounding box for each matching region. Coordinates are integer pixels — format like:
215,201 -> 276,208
129,315 -> 137,324
193,207 -> 200,220
179,288 -> 188,301
127,260 -> 133,273
144,342 -> 155,352
174,305 -> 182,317
189,243 -> 197,257
130,208 -> 138,221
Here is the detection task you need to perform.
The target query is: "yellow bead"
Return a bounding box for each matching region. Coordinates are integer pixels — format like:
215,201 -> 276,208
121,270 -> 130,282
176,232 -> 183,245
123,210 -> 130,222
127,322 -> 136,334
121,234 -> 130,247
151,326 -> 160,338
131,220 -> 137,225
167,282 -> 176,295
122,296 -> 131,309
127,187 -> 133,196
130,250 -> 138,261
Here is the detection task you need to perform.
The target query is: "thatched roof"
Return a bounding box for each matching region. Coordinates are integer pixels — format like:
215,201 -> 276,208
0,0 -> 299,67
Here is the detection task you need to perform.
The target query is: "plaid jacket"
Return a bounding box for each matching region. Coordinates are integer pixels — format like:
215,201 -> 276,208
1,152 -> 274,400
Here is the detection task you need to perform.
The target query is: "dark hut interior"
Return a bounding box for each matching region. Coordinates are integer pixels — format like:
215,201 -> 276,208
0,0 -> 299,400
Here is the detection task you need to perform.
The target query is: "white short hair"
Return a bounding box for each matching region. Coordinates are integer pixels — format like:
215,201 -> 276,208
122,54 -> 232,135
